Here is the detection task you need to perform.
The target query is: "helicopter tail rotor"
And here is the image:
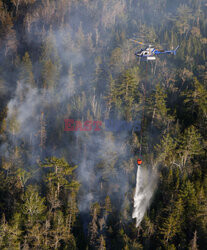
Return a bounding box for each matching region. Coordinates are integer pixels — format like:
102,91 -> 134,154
173,45 -> 180,55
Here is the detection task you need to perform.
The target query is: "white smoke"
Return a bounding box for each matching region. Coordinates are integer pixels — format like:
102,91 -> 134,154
132,165 -> 157,227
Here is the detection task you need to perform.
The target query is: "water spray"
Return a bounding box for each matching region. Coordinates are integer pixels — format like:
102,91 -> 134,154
132,159 -> 157,227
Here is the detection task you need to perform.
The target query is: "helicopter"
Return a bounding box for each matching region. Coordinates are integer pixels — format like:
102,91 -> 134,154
130,39 -> 179,61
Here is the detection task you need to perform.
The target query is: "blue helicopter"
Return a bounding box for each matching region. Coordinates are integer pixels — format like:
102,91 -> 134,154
130,39 -> 179,61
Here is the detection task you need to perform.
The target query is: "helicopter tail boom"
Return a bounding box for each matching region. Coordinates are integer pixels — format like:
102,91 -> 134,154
154,45 -> 179,56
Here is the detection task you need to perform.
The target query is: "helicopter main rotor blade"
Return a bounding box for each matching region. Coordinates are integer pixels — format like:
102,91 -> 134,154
129,39 -> 145,45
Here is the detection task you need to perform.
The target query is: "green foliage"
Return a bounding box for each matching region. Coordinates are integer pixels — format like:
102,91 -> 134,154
104,195 -> 112,215
7,111 -> 20,136
16,168 -> 31,189
40,157 -> 79,195
19,52 -> 35,87
183,77 -> 207,118
108,67 -> 140,120
0,213 -> 21,249
177,126 -> 203,167
155,133 -> 177,166
22,185 -> 46,226
159,198 -> 184,246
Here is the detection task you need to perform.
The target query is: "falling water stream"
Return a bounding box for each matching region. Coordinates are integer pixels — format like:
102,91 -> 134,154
132,165 -> 156,227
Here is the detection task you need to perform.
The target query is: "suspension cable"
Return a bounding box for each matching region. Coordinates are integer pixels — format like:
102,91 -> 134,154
139,62 -> 147,156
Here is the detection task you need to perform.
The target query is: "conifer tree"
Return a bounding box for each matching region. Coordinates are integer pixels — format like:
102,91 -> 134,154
19,52 -> 35,87
88,202 -> 101,249
189,231 -> 198,250
155,133 -> 177,166
40,157 -> 78,197
22,185 -> 46,227
184,77 -> 207,118
66,186 -> 79,235
39,111 -> 47,152
66,64 -> 76,97
1,14 -> 17,56
104,195 -> 112,216
177,126 -> 203,168
98,234 -> 106,250
153,83 -> 172,126
0,213 -> 21,249
16,168 -> 31,190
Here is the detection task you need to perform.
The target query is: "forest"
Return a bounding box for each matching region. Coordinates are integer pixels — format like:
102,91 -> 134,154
0,0 -> 206,249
